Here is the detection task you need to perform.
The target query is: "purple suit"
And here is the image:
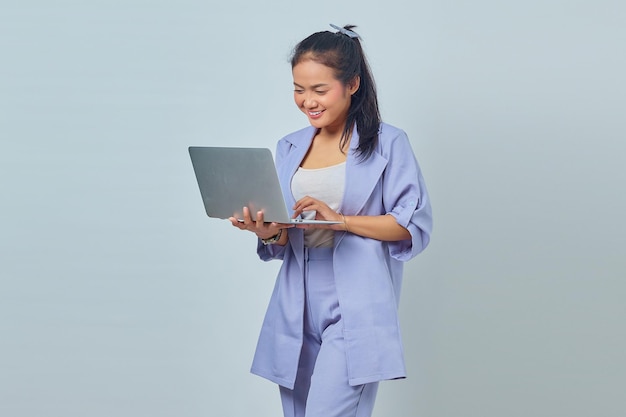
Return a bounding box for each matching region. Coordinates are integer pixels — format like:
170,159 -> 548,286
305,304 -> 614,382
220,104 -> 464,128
251,123 -> 432,389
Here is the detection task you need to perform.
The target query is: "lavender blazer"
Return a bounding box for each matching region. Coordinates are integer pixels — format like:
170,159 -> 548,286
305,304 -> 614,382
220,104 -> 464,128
250,123 -> 432,388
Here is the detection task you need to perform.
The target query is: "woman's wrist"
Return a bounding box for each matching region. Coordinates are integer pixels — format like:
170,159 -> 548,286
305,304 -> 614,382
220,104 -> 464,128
341,214 -> 350,233
261,229 -> 283,245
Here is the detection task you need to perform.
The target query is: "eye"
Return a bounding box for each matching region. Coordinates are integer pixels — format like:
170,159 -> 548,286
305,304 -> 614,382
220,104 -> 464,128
315,90 -> 328,95
294,89 -> 304,94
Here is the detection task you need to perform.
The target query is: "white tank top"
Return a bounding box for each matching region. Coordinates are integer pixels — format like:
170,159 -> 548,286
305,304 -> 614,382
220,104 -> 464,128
291,162 -> 346,248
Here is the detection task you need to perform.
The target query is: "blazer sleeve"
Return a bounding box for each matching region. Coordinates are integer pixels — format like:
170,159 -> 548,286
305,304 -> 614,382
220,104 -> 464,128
256,139 -> 292,261
382,130 -> 433,261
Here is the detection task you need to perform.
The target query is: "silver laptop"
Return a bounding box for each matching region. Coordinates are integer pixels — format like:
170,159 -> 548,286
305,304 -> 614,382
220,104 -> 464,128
189,146 -> 340,224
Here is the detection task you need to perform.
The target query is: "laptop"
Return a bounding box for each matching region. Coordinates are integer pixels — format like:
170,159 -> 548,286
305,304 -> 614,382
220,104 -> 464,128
188,146 -> 340,224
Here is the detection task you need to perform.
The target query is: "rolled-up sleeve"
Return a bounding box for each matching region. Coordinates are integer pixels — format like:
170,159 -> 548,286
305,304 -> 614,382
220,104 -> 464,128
383,131 -> 433,261
257,239 -> 287,261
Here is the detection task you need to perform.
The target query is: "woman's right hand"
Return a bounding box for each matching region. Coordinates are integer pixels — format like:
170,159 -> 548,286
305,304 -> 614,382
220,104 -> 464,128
228,206 -> 292,240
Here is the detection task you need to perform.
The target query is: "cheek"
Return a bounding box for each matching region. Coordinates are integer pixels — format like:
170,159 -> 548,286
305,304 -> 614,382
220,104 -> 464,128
325,90 -> 345,107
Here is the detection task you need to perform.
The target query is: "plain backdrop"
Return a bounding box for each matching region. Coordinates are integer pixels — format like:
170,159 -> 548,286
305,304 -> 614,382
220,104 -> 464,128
1,1 -> 624,416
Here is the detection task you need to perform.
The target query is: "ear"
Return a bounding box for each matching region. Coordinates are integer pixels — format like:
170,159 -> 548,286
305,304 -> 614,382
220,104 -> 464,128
347,75 -> 360,95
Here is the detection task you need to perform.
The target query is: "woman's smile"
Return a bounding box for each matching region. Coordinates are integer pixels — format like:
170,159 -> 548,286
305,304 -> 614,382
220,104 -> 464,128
308,110 -> 324,119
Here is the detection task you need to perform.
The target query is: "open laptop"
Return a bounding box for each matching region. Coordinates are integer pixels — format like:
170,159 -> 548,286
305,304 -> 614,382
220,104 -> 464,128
188,146 -> 340,224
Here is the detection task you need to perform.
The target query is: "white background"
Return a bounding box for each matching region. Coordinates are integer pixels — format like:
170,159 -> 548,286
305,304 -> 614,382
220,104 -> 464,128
1,1 -> 624,416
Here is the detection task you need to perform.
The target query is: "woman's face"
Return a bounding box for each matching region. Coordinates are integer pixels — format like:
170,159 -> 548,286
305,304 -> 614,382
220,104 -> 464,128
292,59 -> 359,133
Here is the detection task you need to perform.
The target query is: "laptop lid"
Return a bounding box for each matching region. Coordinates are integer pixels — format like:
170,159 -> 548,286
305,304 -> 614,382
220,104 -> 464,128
188,146 -> 340,224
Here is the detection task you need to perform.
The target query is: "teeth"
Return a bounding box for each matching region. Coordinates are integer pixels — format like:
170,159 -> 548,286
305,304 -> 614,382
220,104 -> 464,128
309,111 -> 322,116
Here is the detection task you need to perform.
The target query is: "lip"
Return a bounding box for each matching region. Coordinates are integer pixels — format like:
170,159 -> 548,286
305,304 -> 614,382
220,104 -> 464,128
307,110 -> 324,120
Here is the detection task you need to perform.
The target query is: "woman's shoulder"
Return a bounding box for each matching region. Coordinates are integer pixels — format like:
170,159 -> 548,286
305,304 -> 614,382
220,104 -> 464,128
377,122 -> 411,152
279,125 -> 316,145
275,125 -> 316,159
378,122 -> 407,140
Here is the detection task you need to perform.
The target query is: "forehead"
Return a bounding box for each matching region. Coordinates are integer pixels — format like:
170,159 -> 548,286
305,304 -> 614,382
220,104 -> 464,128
292,59 -> 339,84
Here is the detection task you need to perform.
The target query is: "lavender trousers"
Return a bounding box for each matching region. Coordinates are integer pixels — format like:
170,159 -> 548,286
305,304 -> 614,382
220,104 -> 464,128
279,247 -> 379,417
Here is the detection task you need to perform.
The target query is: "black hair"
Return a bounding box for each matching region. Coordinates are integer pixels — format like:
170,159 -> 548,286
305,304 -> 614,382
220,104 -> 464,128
291,25 -> 381,161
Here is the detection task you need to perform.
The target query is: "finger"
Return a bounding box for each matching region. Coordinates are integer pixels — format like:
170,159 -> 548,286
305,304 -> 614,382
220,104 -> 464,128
300,204 -> 319,215
293,195 -> 317,209
256,211 -> 265,228
228,217 -> 245,229
242,206 -> 252,224
294,198 -> 316,211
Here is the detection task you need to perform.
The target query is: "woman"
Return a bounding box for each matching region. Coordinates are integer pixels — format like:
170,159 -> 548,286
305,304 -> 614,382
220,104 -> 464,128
229,24 -> 432,417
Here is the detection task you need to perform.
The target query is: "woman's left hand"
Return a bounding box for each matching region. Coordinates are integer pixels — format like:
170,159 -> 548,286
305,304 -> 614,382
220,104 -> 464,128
292,196 -> 346,230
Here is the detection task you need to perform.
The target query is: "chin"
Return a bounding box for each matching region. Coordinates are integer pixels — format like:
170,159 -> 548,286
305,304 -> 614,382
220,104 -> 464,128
307,119 -> 325,129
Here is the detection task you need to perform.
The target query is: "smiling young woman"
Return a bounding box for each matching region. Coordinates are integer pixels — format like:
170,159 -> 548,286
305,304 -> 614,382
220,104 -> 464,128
228,24 -> 433,417
293,59 -> 358,138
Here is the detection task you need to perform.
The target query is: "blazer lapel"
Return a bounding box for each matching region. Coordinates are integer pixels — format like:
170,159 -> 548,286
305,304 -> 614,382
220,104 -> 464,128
277,127 -> 315,211
339,128 -> 388,216
335,128 -> 388,250
277,126 -> 316,269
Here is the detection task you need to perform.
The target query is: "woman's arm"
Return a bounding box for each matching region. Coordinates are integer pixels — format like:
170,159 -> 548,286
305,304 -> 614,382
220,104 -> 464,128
342,214 -> 410,241
292,196 -> 410,242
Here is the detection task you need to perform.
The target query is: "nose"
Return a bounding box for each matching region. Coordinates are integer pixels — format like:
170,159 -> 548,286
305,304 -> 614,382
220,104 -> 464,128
301,92 -> 317,109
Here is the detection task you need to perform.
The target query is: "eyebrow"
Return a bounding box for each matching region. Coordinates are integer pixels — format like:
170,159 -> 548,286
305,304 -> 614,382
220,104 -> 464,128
293,82 -> 330,89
